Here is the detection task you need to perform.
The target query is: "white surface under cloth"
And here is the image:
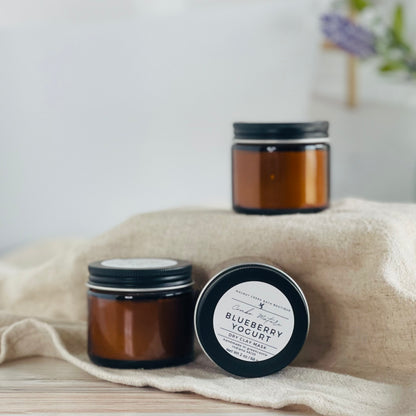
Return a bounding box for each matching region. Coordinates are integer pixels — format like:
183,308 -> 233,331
1,199 -> 416,415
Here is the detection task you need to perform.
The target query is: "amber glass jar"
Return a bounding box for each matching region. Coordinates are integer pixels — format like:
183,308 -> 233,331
87,258 -> 194,369
232,122 -> 330,214
194,260 -> 309,378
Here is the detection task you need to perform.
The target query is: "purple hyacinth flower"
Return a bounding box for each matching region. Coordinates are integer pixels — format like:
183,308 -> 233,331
321,13 -> 376,58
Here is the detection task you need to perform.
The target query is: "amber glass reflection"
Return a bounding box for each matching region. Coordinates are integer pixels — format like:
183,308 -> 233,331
88,289 -> 194,368
232,144 -> 329,213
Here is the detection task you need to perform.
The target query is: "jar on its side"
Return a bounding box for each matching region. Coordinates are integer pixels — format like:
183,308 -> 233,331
87,258 -> 194,369
194,261 -> 309,378
232,122 -> 330,215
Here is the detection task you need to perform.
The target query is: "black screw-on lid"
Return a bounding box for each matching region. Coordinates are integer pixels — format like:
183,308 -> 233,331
88,258 -> 193,291
233,122 -> 329,139
194,263 -> 309,378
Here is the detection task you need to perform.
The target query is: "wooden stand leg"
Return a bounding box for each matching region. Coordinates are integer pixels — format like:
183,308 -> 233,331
347,6 -> 358,108
347,54 -> 357,108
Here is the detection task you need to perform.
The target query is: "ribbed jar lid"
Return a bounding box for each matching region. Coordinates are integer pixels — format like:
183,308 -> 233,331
88,258 -> 192,292
233,122 -> 329,140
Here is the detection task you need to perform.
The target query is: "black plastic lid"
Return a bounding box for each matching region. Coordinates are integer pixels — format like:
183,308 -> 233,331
88,258 -> 192,291
194,263 -> 309,378
233,122 -> 329,139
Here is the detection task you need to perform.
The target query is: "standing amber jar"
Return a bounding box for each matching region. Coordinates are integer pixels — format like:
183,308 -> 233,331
232,122 -> 330,214
87,258 -> 194,369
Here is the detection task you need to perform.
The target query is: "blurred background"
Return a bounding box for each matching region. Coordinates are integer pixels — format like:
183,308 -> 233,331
1,0 -> 415,252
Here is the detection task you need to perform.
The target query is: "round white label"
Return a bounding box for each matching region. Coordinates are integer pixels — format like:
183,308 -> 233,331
101,258 -> 178,269
213,281 -> 295,362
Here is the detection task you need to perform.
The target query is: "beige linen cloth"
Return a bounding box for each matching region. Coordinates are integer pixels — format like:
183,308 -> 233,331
1,199 -> 416,415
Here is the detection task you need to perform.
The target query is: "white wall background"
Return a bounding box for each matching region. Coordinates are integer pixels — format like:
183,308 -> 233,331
1,0 -> 415,252
312,52 -> 416,203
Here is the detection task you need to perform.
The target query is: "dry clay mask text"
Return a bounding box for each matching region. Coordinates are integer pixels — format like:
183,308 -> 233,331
213,281 -> 294,362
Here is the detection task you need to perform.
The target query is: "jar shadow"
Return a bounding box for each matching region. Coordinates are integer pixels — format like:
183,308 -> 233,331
291,280 -> 335,370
